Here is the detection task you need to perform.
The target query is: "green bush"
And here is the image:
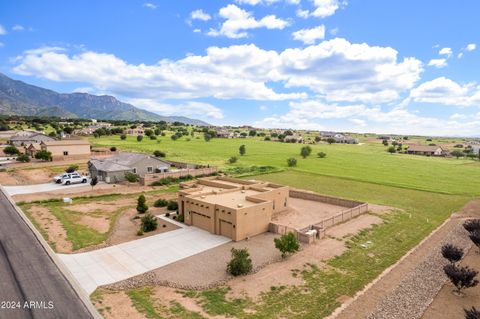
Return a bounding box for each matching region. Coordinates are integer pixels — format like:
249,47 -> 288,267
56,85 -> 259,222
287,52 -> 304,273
137,135 -> 143,142
177,214 -> 184,222
300,146 -> 312,158
16,154 -> 30,162
274,232 -> 300,258
125,172 -> 140,183
239,144 -> 246,156
3,145 -> 20,155
140,214 -> 158,232
35,150 -> 52,161
228,156 -> 238,164
227,248 -> 253,276
317,152 -> 327,158
136,194 -> 149,214
120,134 -> 127,140
66,164 -> 79,173
287,157 -> 297,167
154,198 -> 168,207
167,200 -> 178,211
153,150 -> 166,157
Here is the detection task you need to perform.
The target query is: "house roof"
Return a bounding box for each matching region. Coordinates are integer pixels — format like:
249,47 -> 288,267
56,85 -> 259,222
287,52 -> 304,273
89,152 -> 171,172
407,145 -> 443,152
41,139 -> 90,146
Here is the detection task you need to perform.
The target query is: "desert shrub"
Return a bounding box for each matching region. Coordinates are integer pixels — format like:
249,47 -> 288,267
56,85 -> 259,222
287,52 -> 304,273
239,145 -> 246,156
3,145 -> 20,155
16,154 -> 30,162
441,244 -> 464,264
287,157 -> 297,167
110,146 -> 117,152
228,156 -> 238,164
153,150 -> 166,158
469,230 -> 480,251
136,194 -> 149,214
443,264 -> 479,294
125,172 -> 140,183
140,214 -> 158,232
167,200 -> 178,211
387,146 -> 396,153
137,135 -> 143,142
464,220 -> 480,233
150,135 -> 157,140
177,214 -> 184,222
137,230 -> 144,236
464,306 -> 480,319
317,152 -> 327,158
154,198 -> 168,207
120,134 -> 127,140
300,146 -> 312,158
227,248 -> 252,276
35,150 -> 52,161
274,232 -> 300,258
66,164 -> 79,173
165,212 -> 170,217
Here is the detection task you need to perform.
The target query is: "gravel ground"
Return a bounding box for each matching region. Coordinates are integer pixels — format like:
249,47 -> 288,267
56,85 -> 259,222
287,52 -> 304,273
104,232 -> 282,290
367,221 -> 472,319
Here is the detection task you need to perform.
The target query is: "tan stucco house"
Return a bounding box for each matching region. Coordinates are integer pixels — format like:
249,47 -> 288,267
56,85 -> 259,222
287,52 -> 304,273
40,139 -> 91,160
178,177 -> 289,241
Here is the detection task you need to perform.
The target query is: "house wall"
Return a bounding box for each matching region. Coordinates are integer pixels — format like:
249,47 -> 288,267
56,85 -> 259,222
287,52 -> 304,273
130,157 -> 170,177
233,201 -> 273,241
43,144 -> 91,157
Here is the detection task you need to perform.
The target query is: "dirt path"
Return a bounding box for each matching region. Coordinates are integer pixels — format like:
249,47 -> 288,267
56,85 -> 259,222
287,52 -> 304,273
333,200 -> 480,319
28,205 -> 73,253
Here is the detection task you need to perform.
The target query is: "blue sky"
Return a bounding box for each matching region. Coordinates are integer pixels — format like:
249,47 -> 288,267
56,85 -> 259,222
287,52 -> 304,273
1,0 -> 479,136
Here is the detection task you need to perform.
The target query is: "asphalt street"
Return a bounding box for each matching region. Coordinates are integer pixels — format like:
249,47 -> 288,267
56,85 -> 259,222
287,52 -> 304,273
0,190 -> 96,319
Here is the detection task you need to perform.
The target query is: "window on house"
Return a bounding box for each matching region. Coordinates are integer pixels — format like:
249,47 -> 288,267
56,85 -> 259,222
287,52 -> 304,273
63,151 -> 69,156
133,168 -> 137,174
147,166 -> 153,173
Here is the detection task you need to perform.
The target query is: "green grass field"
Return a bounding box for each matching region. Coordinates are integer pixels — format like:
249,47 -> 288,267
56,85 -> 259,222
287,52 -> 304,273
87,134 -> 480,318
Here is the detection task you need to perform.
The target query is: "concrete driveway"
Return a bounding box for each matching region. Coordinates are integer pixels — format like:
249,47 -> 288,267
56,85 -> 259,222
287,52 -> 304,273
59,226 -> 231,294
3,180 -> 90,196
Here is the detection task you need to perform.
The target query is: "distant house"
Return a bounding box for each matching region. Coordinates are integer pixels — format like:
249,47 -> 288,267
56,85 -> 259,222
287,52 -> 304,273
40,139 -> 91,160
24,143 -> 41,157
333,134 -> 358,144
320,131 -> 337,138
124,127 -> 145,136
470,145 -> 480,155
215,129 -> 234,138
284,135 -> 303,143
406,145 -> 447,156
9,132 -> 54,146
88,152 -> 172,183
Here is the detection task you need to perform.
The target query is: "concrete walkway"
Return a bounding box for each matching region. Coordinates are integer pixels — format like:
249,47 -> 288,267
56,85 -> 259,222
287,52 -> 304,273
4,181 -> 90,196
59,227 -> 230,294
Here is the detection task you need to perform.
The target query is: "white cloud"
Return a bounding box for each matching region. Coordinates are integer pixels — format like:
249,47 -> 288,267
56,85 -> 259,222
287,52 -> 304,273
457,52 -> 464,59
466,43 -> 476,51
350,118 -> 366,127
449,113 -> 467,120
190,9 -> 211,21
12,24 -> 25,31
235,0 -> 300,5
259,105 -> 268,111
12,38 -> 422,105
292,25 -> 325,45
330,27 -> 339,36
297,0 -> 345,19
127,99 -> 224,119
409,77 -> 480,107
143,3 -> 157,9
207,4 -> 289,38
296,9 -> 310,18
193,28 -> 201,33
428,58 -> 447,68
0,25 -> 6,35
439,47 -> 452,57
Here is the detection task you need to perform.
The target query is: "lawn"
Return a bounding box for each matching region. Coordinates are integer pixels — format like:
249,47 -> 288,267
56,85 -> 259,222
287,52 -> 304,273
91,135 -> 480,196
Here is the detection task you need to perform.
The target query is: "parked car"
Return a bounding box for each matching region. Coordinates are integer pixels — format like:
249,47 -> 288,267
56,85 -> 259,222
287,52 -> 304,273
56,172 -> 88,185
53,172 -> 81,183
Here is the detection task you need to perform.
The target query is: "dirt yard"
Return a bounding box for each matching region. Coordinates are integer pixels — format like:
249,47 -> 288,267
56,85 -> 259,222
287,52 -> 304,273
272,197 -> 347,229
93,290 -> 146,319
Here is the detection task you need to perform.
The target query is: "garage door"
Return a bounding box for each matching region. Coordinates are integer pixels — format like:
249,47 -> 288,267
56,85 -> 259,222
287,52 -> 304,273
191,212 -> 212,232
219,220 -> 233,239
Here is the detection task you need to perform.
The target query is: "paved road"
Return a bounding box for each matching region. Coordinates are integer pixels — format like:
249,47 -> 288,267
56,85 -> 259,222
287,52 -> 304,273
0,190 -> 96,319
3,181 -> 90,196
59,225 -> 231,294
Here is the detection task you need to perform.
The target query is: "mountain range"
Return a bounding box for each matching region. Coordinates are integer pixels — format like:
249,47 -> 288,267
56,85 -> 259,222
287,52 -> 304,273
0,73 -> 209,125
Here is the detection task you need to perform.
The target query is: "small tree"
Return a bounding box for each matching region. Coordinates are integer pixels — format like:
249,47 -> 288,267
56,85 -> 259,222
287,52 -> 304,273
441,244 -> 464,264
120,134 -> 127,140
451,150 -> 464,159
382,139 -> 389,146
300,146 -> 312,158
287,157 -> 297,167
66,165 -> 79,173
443,264 -> 479,295
274,232 -> 300,258
167,200 -> 178,211
141,214 -> 158,232
464,306 -> 480,319
239,144 -> 246,156
227,248 -> 253,276
110,146 -> 117,152
153,198 -> 168,207
464,220 -> 480,233
124,172 -> 140,183
16,154 -> 30,162
3,145 -> 20,155
90,176 -> 98,190
137,135 -> 143,142
204,133 -> 212,142
35,150 -> 52,161
153,150 -> 166,157
469,230 -> 480,252
326,137 -> 336,144
387,146 -> 396,154
228,156 -> 238,164
136,194 -> 149,214
317,152 -> 327,158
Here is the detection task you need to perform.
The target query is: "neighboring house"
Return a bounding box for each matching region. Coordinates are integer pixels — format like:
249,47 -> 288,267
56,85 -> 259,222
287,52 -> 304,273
179,177 -> 289,241
124,127 -> 145,136
9,133 -> 55,146
24,143 -> 41,156
40,139 -> 91,159
215,129 -> 234,138
470,145 -> 480,155
88,152 -> 172,183
333,134 -> 358,144
320,131 -> 337,138
406,145 -> 447,156
284,135 -> 303,143
74,123 -> 113,136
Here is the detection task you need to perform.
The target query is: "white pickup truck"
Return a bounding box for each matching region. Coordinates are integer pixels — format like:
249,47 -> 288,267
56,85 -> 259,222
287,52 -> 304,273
53,172 -> 88,185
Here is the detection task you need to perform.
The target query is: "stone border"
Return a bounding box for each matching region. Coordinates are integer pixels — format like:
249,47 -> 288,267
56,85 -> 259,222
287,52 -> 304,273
0,186 -> 102,319
326,216 -> 452,319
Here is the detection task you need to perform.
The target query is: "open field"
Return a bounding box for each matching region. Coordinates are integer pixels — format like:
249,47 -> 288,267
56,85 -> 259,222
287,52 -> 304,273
90,135 -> 480,196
